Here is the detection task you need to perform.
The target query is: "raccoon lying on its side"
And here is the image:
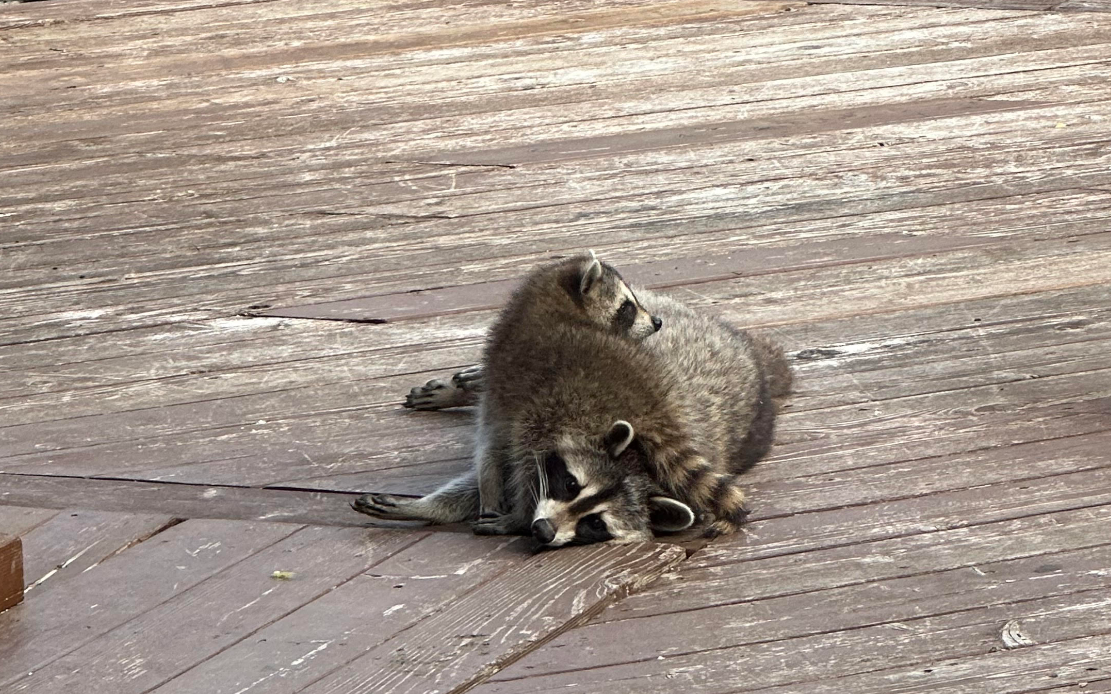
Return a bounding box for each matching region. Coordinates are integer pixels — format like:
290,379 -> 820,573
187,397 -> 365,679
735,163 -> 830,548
353,253 -> 792,546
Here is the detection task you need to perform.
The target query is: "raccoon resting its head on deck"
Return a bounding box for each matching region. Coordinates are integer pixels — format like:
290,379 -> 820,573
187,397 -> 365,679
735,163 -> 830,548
523,420 -> 695,547
356,252 -> 793,547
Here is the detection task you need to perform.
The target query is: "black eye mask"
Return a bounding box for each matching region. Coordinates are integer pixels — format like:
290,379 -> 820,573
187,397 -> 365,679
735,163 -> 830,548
614,299 -> 637,331
544,452 -> 581,501
573,513 -> 613,544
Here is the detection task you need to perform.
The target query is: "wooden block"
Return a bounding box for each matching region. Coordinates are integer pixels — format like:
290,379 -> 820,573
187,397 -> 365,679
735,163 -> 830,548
0,534 -> 23,613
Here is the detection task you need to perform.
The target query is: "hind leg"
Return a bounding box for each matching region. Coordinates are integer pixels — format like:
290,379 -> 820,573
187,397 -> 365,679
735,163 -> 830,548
651,451 -> 750,538
352,469 -> 479,524
404,365 -> 485,410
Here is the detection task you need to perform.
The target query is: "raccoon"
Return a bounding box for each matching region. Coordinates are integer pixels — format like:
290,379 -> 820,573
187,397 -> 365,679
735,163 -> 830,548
354,253 -> 792,545
403,251 -> 659,411
355,254 -> 677,543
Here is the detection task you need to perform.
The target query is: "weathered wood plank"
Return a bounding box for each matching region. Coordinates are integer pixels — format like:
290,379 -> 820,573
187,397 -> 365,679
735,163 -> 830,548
19,510 -> 175,597
618,506 -> 1111,617
0,506 -> 58,539
7,84 -> 1109,251
0,475 -> 373,526
811,0 -> 1111,12
7,285 -> 1107,498
724,633 -> 1111,694
151,532 -> 529,694
0,519 -> 300,686
0,534 -> 22,613
474,586 -> 1111,693
296,541 -> 685,694
2,5 -> 1042,125
491,539 -> 1111,683
6,148 -> 1109,348
4,218 -> 1106,430
6,524 -> 421,694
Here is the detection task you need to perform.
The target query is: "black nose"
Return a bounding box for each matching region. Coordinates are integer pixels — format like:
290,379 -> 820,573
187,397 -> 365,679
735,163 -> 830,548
651,316 -> 663,332
531,519 -> 556,544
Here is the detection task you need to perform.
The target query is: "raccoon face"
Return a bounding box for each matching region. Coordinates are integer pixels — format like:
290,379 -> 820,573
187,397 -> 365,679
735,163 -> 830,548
529,421 -> 695,548
573,252 -> 662,341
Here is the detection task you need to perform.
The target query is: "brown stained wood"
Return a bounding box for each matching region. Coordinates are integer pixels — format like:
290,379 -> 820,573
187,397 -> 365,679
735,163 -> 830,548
2,222 -> 1111,428
4,285 -> 1107,495
295,541 -> 685,694
0,534 -> 23,613
7,91 -> 1109,255
622,507 -> 1111,615
6,94 -> 1106,268
1,0 -> 843,77
0,0 -> 290,30
0,413 -> 476,486
7,154 -> 1111,349
5,128 -> 1111,339
490,540 -> 1111,683
7,524 -> 421,694
808,0 -> 1060,10
0,519 -> 300,686
6,18 -> 1102,177
701,463 -> 1111,566
151,533 -> 531,694
0,0 -> 715,33
19,510 -> 174,597
811,0 -> 1111,11
258,229 -> 1016,323
716,634 -> 1111,694
0,474 -> 372,527
474,588 -> 1111,693
0,5 -> 963,164
0,337 -> 482,431
3,3 -> 1008,127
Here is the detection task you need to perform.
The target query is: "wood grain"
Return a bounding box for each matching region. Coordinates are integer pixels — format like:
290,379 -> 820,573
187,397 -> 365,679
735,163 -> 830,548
297,542 -> 685,694
150,532 -> 531,694
0,519 -> 299,686
6,525 -> 420,694
18,510 -> 175,597
2,0 -> 1110,689
0,534 -> 23,613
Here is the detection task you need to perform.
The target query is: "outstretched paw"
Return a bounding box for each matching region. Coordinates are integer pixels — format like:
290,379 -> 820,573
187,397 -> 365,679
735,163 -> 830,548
452,365 -> 485,391
403,378 -> 476,410
351,493 -> 426,521
471,513 -> 526,536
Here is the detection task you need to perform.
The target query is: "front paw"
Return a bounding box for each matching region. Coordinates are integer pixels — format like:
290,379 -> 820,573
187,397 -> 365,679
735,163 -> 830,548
351,493 -> 422,521
404,379 -> 453,410
452,366 -> 485,390
471,513 -> 526,536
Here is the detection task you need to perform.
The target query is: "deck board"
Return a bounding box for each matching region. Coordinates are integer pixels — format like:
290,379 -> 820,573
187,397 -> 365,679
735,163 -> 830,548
2,0 -> 1110,690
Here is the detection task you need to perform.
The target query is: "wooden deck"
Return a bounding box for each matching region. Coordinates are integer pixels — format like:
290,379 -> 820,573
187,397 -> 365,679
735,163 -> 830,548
2,0 -> 1110,691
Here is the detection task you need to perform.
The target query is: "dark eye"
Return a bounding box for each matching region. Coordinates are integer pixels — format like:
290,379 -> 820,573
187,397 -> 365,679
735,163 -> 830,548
615,300 -> 637,330
544,451 -> 582,502
574,513 -> 613,544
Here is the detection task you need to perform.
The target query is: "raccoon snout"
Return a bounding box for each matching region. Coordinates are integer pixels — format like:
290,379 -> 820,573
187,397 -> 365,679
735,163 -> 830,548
651,316 -> 663,332
531,518 -> 557,544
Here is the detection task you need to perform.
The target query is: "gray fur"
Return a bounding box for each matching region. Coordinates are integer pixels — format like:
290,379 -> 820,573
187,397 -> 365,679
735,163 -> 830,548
354,254 -> 793,545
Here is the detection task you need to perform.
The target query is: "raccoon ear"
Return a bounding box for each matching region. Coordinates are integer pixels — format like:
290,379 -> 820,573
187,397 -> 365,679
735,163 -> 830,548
648,497 -> 695,533
604,420 -> 635,458
579,253 -> 604,296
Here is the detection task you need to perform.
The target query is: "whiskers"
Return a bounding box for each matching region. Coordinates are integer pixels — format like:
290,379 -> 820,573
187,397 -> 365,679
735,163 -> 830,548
532,451 -> 548,504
